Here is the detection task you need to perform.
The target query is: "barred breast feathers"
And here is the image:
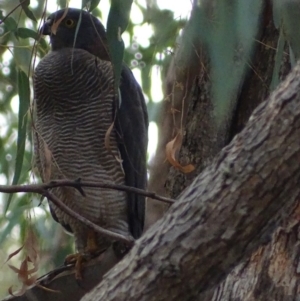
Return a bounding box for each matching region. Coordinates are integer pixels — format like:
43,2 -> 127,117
33,48 -> 127,224
34,48 -> 114,107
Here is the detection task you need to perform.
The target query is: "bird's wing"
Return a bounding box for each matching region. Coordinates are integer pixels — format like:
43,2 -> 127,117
115,65 -> 148,239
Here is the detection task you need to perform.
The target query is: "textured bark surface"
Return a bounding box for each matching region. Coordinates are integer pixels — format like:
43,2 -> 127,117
201,220 -> 300,301
165,62 -> 215,199
82,61 -> 300,301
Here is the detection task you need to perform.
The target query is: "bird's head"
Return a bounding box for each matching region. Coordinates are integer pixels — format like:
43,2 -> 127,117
41,8 -> 110,60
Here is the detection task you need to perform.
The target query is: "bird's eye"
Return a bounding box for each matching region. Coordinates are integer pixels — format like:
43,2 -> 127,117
64,18 -> 75,28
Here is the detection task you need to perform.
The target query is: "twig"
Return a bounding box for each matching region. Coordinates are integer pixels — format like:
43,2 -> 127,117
0,180 -> 174,244
44,190 -> 133,245
0,0 -> 27,25
0,179 -> 175,204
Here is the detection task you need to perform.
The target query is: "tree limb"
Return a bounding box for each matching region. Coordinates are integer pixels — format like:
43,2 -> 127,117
82,62 -> 300,301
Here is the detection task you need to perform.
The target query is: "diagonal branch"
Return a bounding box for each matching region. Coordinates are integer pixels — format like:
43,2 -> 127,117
44,190 -> 133,245
81,63 -> 300,301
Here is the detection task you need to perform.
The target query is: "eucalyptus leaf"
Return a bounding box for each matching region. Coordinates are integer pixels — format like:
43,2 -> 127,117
279,1 -> 300,60
15,27 -> 39,39
0,202 -> 30,245
2,16 -> 18,31
208,0 -> 263,127
270,27 -> 285,91
19,0 -> 37,22
13,47 -> 32,75
5,70 -> 30,212
107,0 -> 133,90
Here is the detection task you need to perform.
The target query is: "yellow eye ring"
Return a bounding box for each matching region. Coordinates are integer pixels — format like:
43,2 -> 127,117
64,18 -> 75,28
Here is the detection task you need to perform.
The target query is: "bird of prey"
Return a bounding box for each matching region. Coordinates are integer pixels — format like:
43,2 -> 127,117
33,8 -> 148,275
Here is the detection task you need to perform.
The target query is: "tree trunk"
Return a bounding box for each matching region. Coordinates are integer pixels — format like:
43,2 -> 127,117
201,223 -> 300,300
81,61 -> 300,301
145,7 -> 205,229
82,3 -> 298,300
166,1 -> 291,199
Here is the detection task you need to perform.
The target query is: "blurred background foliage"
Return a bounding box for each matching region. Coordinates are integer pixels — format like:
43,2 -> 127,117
0,0 -> 190,296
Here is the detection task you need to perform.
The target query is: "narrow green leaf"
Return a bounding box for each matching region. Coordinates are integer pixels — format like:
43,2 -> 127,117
13,47 -> 32,75
19,0 -> 37,22
279,1 -> 300,60
23,7 -> 37,22
15,27 -> 39,39
0,203 -> 30,245
108,0 -> 132,34
15,27 -> 48,51
208,0 -> 263,127
2,16 -> 18,31
270,27 -> 285,91
107,0 -> 133,90
5,70 -> 30,212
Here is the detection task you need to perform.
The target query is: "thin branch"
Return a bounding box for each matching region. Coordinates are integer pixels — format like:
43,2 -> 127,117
44,190 -> 133,245
0,0 -> 27,25
0,179 -> 174,245
0,179 -> 175,204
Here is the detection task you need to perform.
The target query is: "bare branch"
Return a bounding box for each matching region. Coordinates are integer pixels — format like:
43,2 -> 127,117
0,0 -> 28,25
44,191 -> 133,245
0,182 -> 141,245
0,179 -> 174,204
0,179 -> 173,245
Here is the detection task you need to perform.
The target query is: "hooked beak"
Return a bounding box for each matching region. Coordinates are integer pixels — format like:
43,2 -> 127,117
40,19 -> 53,36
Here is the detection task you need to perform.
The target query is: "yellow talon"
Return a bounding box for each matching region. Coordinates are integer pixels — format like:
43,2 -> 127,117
65,253 -> 84,280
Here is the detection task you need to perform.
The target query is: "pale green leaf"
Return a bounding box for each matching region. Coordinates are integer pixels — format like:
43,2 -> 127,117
107,0 -> 133,90
6,70 -> 30,212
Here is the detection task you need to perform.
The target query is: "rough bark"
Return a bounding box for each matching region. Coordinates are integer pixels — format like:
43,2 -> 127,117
82,61 -> 300,301
161,3 -> 295,300
201,221 -> 300,301
162,4 -> 296,300
166,1 -> 291,199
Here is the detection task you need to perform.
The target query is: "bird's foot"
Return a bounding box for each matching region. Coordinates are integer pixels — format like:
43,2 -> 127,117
65,248 -> 107,280
64,231 -> 107,280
